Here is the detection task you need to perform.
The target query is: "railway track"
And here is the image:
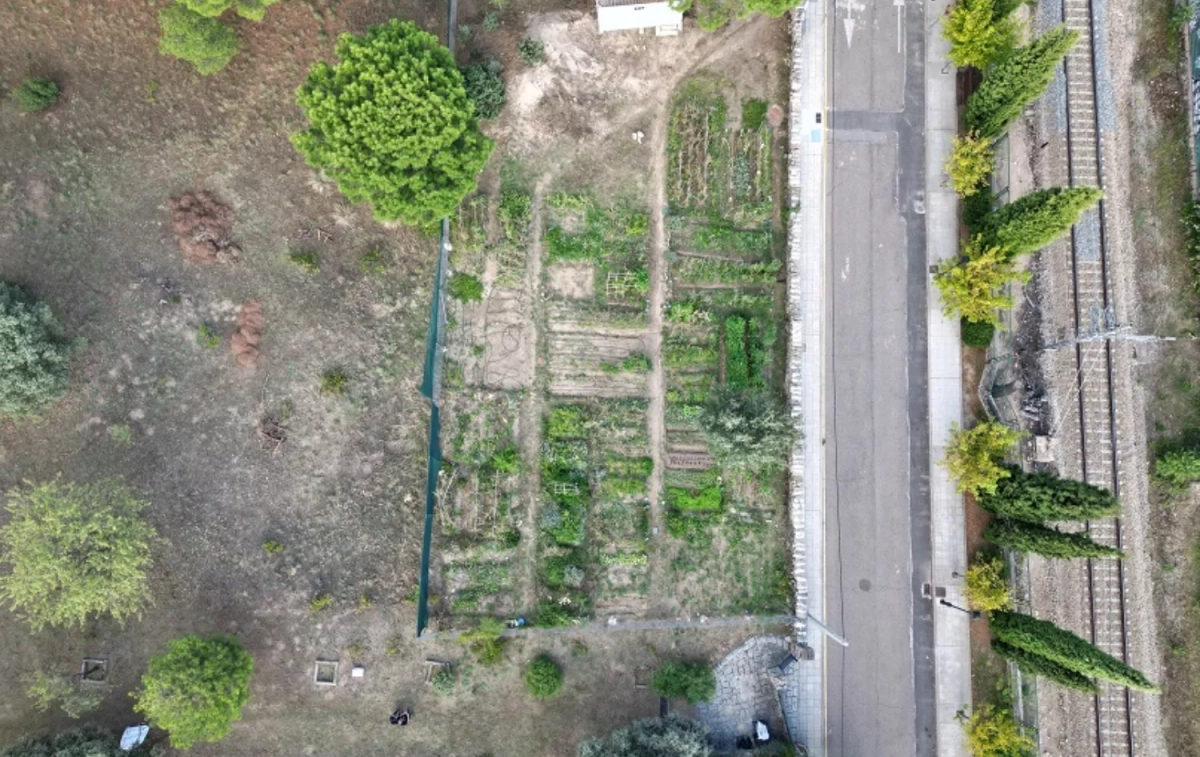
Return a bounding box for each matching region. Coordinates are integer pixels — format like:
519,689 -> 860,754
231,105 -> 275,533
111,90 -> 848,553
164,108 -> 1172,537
1058,0 -> 1136,754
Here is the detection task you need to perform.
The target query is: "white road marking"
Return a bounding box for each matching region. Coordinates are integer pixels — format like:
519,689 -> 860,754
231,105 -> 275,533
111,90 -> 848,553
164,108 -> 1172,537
841,257 -> 851,281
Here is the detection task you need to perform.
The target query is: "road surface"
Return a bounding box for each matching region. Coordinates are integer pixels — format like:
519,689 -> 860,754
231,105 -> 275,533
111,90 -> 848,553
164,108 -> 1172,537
823,0 -> 936,753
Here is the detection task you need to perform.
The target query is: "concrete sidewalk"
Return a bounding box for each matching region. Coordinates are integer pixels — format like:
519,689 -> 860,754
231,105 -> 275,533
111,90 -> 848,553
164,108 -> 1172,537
786,0 -> 827,753
924,1 -> 971,755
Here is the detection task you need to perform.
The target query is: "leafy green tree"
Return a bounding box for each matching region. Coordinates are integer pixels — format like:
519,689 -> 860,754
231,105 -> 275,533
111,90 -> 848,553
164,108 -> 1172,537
699,389 -> 792,473
963,705 -> 1035,757
943,0 -> 1018,70
180,0 -> 280,21
990,640 -> 1100,694
525,653 -> 564,698
579,714 -> 711,757
978,468 -> 1120,522
989,610 -> 1156,691
965,26 -> 1078,139
24,670 -> 104,718
461,58 -> 506,120
941,420 -> 1024,497
11,77 -> 60,112
0,478 -> 154,631
964,554 -> 1010,612
934,237 -> 1029,327
293,20 -> 494,225
985,518 -> 1124,559
133,635 -> 254,749
158,4 -> 240,75
980,186 -> 1102,257
0,283 -> 69,417
652,661 -> 716,704
0,728 -> 149,757
946,133 -> 994,197
1155,449 -> 1200,488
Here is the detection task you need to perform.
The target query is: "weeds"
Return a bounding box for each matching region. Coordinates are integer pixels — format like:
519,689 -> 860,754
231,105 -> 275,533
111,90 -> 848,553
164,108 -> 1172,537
309,594 -> 333,612
108,425 -> 133,445
360,248 -> 388,275
262,540 -> 284,555
320,369 -> 348,396
196,323 -> 221,348
289,250 -> 320,273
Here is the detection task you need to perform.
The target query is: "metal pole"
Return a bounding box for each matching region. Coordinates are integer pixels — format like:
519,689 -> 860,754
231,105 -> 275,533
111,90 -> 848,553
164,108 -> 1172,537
806,613 -> 849,647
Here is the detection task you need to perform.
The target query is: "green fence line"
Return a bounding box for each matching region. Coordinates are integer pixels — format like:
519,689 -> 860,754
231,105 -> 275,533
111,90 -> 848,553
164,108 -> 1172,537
416,218 -> 451,637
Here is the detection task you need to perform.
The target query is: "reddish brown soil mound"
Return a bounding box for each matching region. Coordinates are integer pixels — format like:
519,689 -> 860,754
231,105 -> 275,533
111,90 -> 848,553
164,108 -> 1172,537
231,301 -> 264,368
169,191 -> 240,264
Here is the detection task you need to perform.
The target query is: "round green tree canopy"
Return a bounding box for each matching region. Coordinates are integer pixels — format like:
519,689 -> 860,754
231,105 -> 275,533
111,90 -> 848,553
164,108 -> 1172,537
0,478 -> 154,631
0,283 -> 69,418
292,20 -> 494,226
134,635 -> 254,749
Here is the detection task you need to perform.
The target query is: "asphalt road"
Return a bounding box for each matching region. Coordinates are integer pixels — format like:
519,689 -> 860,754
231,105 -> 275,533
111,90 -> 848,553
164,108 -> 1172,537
824,0 -> 936,753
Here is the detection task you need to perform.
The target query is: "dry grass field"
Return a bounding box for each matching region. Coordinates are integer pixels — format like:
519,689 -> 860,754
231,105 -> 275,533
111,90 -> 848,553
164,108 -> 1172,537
0,0 -> 790,754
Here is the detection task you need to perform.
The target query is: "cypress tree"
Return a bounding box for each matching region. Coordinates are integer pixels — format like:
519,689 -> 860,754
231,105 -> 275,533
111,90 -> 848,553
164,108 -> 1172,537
979,186 -> 1102,257
989,610 -> 1157,691
985,518 -> 1124,559
965,26 -> 1079,139
991,639 -> 1100,694
978,467 -> 1120,523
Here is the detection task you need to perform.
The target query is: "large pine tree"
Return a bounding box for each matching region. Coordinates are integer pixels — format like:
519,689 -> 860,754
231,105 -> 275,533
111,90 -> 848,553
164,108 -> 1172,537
985,518 -> 1123,559
979,186 -> 1102,256
965,26 -> 1078,139
978,467 -> 1120,523
989,611 -> 1156,691
991,639 -> 1100,694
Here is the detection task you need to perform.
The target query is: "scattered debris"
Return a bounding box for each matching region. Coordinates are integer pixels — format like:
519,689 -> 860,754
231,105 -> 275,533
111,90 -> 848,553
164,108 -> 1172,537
231,301 -> 264,368
257,413 -> 286,451
168,191 -> 240,264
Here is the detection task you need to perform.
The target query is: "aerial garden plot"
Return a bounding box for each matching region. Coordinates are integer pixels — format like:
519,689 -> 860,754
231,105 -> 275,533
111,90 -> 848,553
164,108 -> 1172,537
660,77 -> 791,615
432,73 -> 791,627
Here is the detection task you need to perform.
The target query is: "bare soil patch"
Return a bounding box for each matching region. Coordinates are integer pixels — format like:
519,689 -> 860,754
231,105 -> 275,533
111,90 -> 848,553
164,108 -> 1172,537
547,262 -> 596,299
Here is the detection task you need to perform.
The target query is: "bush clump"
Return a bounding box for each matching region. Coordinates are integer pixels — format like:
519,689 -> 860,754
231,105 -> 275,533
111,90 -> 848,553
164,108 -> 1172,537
460,58 -> 506,120
158,4 -> 240,76
1155,448 -> 1200,489
518,38 -> 546,65
978,467 -> 1120,522
448,271 -> 485,302
961,317 -> 996,347
0,283 -> 69,418
943,0 -> 1018,70
0,477 -> 154,630
11,77 -> 59,112
946,133 -> 994,197
579,714 -> 711,757
525,653 -> 563,698
652,660 -> 716,704
963,705 -> 1035,757
934,236 -> 1028,327
133,635 -> 254,749
293,20 -> 493,225
963,555 -> 1010,612
699,388 -> 792,473
180,0 -> 280,21
1,728 -> 135,757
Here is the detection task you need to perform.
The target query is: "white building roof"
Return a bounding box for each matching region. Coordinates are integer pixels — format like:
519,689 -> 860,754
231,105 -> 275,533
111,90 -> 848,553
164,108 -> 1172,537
595,0 -> 683,33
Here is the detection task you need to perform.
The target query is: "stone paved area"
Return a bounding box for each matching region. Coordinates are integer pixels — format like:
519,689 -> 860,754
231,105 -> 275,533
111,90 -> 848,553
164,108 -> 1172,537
695,635 -> 807,752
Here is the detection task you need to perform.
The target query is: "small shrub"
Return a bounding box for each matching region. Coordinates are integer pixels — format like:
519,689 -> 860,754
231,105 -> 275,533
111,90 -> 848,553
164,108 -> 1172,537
622,353 -> 652,372
11,77 -> 59,112
448,271 -> 485,302
289,250 -> 320,273
108,425 -> 133,445
518,38 -> 546,65
460,617 -> 508,665
319,370 -> 349,396
431,668 -> 455,695
262,540 -> 284,555
652,660 -> 716,704
196,323 -> 221,348
158,4 -> 240,76
360,248 -> 388,275
741,98 -> 769,130
1155,449 -> 1200,489
946,133 -> 994,198
458,24 -> 472,41
964,555 -> 1010,612
460,58 -> 506,120
525,654 -> 563,698
309,594 -> 333,612
25,670 -> 104,718
483,11 -> 499,30
963,705 -> 1035,757
961,318 -> 995,347
943,0 -> 1018,70
0,283 -> 70,418
941,420 -> 1024,497
490,445 -> 520,474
